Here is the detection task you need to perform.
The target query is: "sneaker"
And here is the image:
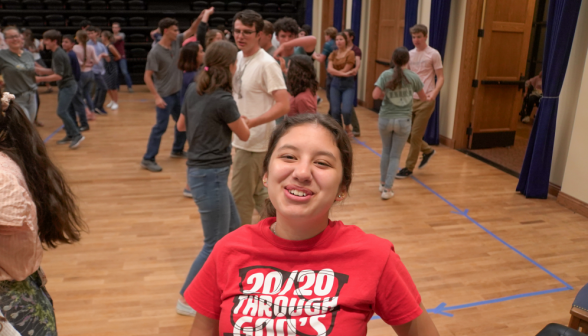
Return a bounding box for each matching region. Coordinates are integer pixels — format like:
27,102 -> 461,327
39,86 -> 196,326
183,188 -> 192,198
80,126 -> 90,132
170,151 -> 187,158
379,184 -> 385,192
69,135 -> 85,149
381,190 -> 394,200
522,116 -> 531,123
176,299 -> 196,317
111,102 -> 119,110
56,135 -> 72,145
418,149 -> 436,169
141,159 -> 162,172
317,97 -> 323,105
353,131 -> 361,137
106,101 -> 113,108
128,87 -> 134,93
94,107 -> 108,115
395,168 -> 412,179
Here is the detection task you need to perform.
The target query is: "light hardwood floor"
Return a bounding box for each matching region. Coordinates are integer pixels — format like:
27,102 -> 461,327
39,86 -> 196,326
32,86 -> 588,336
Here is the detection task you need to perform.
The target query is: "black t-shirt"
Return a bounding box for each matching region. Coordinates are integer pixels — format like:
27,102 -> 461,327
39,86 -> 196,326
181,84 -> 241,168
51,47 -> 76,88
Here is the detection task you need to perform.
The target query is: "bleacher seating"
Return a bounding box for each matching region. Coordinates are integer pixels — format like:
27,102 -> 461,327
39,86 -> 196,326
2,0 -> 304,84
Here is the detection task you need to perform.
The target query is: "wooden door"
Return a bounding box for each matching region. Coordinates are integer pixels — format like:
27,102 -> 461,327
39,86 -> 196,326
468,0 -> 536,149
365,0 -> 404,108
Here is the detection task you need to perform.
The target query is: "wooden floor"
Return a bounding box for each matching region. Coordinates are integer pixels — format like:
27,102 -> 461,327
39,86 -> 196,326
33,86 -> 588,336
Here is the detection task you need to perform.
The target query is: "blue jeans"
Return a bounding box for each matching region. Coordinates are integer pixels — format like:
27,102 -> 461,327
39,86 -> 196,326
116,58 -> 132,89
93,73 -> 107,110
57,82 -> 80,138
180,165 -> 240,295
143,92 -> 186,161
330,76 -> 355,125
379,117 -> 411,189
79,71 -> 95,111
68,82 -> 89,128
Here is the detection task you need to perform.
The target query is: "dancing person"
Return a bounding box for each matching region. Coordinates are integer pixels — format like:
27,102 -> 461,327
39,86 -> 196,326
184,113 -> 440,336
73,29 -> 101,121
287,54 -> 318,117
112,22 -> 133,93
374,47 -> 426,200
230,10 -> 289,225
178,41 -> 204,198
141,17 -> 201,172
80,20 -> 91,31
35,30 -> 84,148
0,27 -> 38,122
62,34 -> 90,132
521,71 -> 542,123
343,29 -> 362,136
0,92 -> 86,336
299,24 -> 312,37
87,26 -> 109,115
101,31 -> 121,110
312,27 -> 338,112
23,29 -> 52,94
396,24 -> 444,179
327,33 -> 355,137
259,20 -> 275,55
272,17 -> 316,75
175,41 -> 250,316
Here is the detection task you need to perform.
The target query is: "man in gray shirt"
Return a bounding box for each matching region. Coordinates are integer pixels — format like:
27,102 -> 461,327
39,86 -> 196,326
36,30 -> 84,149
141,17 -> 200,172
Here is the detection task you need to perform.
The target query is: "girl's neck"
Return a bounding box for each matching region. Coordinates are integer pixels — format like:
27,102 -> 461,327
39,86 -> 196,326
273,212 -> 330,241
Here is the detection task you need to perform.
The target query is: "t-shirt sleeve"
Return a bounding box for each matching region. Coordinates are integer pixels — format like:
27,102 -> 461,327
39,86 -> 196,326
218,96 -> 241,124
177,33 -> 185,46
184,245 -> 222,320
345,51 -> 355,66
328,51 -> 335,62
375,71 -> 387,90
432,50 -> 443,70
262,60 -> 287,94
294,91 -> 317,114
322,43 -> 332,57
355,47 -> 362,59
374,250 -> 422,326
197,22 -> 208,47
145,51 -> 158,72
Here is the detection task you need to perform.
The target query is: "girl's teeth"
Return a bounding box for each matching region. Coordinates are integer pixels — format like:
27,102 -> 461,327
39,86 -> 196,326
289,190 -> 307,197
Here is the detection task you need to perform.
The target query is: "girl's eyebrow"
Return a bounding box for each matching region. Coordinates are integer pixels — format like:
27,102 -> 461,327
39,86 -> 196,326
278,144 -> 336,160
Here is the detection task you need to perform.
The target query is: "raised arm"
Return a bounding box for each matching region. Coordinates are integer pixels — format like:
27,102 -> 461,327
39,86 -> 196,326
274,36 -> 317,57
183,11 -> 205,39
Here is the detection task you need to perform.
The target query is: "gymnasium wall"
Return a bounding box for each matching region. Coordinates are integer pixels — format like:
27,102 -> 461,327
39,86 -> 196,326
550,0 -> 588,187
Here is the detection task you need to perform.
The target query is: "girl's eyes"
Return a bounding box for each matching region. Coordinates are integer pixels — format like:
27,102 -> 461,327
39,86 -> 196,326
279,155 -> 332,168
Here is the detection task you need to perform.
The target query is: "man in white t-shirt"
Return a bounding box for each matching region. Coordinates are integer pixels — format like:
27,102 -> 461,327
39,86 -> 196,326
396,24 -> 444,179
231,10 -> 290,225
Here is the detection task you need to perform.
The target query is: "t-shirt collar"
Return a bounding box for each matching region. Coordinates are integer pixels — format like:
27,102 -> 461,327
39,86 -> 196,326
259,217 -> 338,251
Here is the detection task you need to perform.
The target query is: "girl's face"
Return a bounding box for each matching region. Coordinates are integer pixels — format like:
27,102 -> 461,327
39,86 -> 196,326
213,32 -> 223,43
264,124 -> 344,221
335,35 -> 346,50
197,44 -> 204,67
101,33 -> 108,44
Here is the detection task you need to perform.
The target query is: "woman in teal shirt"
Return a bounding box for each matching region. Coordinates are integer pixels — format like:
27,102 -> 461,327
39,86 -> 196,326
373,47 -> 427,200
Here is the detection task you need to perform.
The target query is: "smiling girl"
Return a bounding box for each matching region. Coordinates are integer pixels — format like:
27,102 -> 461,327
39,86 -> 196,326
184,113 -> 439,336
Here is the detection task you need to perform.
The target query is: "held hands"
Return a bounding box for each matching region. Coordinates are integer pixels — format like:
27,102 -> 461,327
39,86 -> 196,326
426,92 -> 437,101
155,96 -> 167,109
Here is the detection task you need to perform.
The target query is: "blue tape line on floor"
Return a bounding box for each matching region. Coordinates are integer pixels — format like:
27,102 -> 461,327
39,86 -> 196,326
43,125 -> 64,143
352,138 -> 573,317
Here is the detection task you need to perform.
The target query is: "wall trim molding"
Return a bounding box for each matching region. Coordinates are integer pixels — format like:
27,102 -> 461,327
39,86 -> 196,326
439,135 -> 455,148
549,183 -> 561,197
557,191 -> 588,219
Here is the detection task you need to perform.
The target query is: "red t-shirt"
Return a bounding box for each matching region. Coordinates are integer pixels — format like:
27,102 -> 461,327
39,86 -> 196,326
184,217 -> 422,336
289,89 -> 317,117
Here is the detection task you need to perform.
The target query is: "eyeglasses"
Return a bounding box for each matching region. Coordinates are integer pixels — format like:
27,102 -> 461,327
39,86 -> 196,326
233,29 -> 256,36
4,35 -> 20,40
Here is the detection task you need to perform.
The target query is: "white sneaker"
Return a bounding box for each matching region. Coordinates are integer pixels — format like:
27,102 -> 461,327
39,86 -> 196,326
381,190 -> 394,200
106,101 -> 113,108
176,299 -> 196,317
379,184 -> 385,192
110,102 -> 119,110
522,116 -> 531,123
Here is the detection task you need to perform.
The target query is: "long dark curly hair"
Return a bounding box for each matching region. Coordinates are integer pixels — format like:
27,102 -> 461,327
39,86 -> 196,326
0,100 -> 86,248
287,55 -> 318,97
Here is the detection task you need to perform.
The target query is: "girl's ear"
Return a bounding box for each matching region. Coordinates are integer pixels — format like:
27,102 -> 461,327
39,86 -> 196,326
263,172 -> 268,187
335,187 -> 347,202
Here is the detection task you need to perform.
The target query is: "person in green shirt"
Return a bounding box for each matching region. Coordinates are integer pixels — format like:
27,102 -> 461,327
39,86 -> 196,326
372,47 -> 427,200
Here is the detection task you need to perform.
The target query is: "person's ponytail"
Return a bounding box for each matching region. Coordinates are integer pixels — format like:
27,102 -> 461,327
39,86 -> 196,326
76,30 -> 88,67
0,100 -> 86,248
385,47 -> 410,91
196,41 -> 237,95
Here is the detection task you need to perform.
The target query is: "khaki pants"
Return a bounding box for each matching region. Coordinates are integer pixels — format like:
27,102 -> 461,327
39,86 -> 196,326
405,99 -> 436,171
231,148 -> 268,225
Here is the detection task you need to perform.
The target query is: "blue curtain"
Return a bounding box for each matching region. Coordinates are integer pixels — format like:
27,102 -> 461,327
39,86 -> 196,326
351,0 -> 362,44
305,0 -> 313,26
517,0 -> 583,199
423,0 -> 452,145
333,0 -> 344,31
403,0 -> 419,49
